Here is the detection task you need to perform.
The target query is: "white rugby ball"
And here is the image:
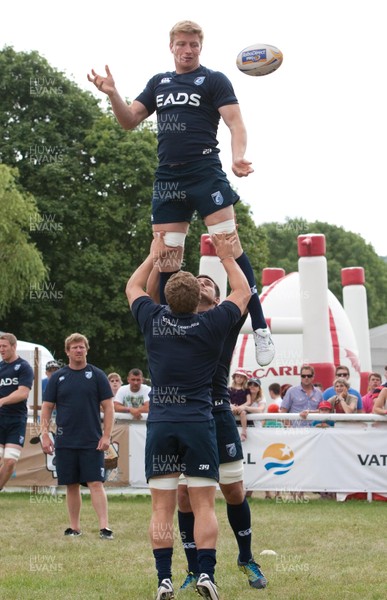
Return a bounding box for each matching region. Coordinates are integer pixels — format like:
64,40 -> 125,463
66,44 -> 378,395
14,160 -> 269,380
236,43 -> 283,76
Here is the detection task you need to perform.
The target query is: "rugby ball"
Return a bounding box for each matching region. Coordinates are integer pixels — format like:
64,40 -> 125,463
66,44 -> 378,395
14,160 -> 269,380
236,43 -> 283,76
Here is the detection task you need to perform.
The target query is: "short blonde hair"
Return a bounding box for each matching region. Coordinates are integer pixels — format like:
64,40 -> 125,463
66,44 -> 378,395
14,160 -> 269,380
0,333 -> 17,346
169,20 -> 203,45
65,333 -> 90,352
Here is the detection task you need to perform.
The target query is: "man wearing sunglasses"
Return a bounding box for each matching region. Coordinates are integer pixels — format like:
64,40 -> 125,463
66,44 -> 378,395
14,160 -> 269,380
280,365 -> 323,427
322,365 -> 363,412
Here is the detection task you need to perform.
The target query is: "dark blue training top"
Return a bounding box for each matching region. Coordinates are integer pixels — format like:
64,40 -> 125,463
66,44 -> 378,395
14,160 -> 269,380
136,65 -> 238,166
211,314 -> 247,413
0,357 -> 34,418
132,296 -> 241,422
43,364 -> 112,449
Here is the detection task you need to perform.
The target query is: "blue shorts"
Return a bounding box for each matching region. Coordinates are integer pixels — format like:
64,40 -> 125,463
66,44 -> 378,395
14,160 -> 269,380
151,160 -> 240,225
55,448 -> 105,485
214,410 -> 244,464
145,420 -> 219,481
0,415 -> 27,447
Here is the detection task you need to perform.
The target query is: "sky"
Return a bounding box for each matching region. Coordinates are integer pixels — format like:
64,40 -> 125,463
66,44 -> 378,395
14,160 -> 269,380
2,0 -> 387,257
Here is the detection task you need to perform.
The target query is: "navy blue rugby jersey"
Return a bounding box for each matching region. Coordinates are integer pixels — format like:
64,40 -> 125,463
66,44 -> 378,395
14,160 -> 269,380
0,357 -> 34,417
135,66 -> 238,166
131,296 -> 241,422
211,313 -> 247,414
43,364 -> 112,449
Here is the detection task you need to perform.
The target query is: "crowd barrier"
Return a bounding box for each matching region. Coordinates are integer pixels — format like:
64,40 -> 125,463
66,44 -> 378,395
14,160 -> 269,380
8,414 -> 387,500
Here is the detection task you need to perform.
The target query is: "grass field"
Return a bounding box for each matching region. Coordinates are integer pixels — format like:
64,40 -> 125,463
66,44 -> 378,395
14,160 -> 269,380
1,491 -> 386,600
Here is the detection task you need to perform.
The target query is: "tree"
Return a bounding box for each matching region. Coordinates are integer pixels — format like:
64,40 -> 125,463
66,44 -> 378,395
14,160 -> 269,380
0,46 -> 270,373
259,217 -> 387,327
0,165 -> 46,318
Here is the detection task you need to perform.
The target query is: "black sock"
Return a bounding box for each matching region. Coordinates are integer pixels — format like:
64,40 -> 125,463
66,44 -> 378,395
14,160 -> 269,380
197,548 -> 216,582
227,499 -> 253,563
159,271 -> 177,304
236,253 -> 267,330
178,510 -> 199,574
153,547 -> 173,585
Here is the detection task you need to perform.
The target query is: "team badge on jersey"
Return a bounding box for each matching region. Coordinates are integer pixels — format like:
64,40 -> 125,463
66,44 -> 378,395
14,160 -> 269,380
85,371 -> 93,379
194,76 -> 206,86
211,191 -> 224,206
14,364 -> 21,371
226,443 -> 237,458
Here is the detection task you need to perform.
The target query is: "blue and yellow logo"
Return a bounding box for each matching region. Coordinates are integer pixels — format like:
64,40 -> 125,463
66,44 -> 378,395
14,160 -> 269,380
262,443 -> 294,475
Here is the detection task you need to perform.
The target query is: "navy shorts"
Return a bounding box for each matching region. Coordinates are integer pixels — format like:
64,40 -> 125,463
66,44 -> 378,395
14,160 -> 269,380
214,410 -> 244,464
151,161 -> 240,225
55,448 -> 105,485
145,420 -> 219,481
0,415 -> 27,447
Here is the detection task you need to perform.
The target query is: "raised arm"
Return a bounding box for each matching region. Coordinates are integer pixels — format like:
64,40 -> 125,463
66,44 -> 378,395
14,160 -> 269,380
87,65 -> 149,130
211,233 -> 251,314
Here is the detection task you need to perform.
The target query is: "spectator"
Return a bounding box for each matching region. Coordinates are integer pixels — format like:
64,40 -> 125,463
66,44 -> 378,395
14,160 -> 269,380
244,378 -> 266,428
107,372 -> 123,397
42,360 -> 60,395
114,368 -> 150,419
268,383 -> 282,408
362,372 -> 382,413
0,333 -> 34,491
263,403 -> 283,428
311,401 -> 335,428
323,365 -> 363,412
280,383 -> 292,399
280,365 -> 323,426
327,378 -> 357,414
40,332 -> 114,539
373,387 -> 387,415
229,370 -> 251,441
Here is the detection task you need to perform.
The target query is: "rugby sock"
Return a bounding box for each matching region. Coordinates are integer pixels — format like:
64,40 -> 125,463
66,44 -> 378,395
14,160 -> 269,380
159,271 -> 178,305
236,253 -> 267,330
178,510 -> 199,574
197,548 -> 216,582
153,547 -> 173,585
227,499 -> 253,563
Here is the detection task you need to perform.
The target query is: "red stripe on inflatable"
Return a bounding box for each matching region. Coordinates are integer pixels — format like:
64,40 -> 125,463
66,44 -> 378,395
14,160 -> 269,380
328,307 -> 340,366
238,333 -> 249,367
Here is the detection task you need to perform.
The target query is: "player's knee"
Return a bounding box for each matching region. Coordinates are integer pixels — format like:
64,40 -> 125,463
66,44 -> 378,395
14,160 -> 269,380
207,219 -> 236,235
177,482 -> 191,512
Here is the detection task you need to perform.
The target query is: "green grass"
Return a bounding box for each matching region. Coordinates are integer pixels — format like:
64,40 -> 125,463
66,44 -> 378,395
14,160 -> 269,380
1,492 -> 386,599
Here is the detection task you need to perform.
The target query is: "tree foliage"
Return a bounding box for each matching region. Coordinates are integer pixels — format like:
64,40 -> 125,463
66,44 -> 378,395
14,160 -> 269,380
0,46 -> 269,374
259,217 -> 387,328
0,165 -> 46,317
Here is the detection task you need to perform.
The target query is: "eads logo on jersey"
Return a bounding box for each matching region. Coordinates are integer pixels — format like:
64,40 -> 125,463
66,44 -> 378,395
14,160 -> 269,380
262,443 -> 294,475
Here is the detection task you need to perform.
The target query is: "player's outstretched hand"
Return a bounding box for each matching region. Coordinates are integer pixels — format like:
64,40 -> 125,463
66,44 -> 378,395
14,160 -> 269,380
232,157 -> 254,178
211,232 -> 237,260
87,65 -> 116,96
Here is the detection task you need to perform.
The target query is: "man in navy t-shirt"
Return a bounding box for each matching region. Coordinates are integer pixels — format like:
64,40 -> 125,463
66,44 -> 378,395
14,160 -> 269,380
0,332 -> 34,491
88,19 -> 274,370
126,233 -> 251,600
41,333 -> 115,540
